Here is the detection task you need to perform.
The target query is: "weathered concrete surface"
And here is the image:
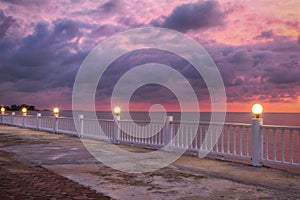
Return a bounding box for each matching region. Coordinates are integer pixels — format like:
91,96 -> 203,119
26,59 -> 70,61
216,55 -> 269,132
0,125 -> 299,200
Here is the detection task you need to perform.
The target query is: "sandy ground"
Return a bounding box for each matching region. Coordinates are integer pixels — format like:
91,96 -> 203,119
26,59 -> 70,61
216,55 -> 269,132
0,125 -> 299,200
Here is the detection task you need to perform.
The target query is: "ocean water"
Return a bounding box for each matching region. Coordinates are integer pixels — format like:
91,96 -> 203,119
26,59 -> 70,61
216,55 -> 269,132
21,111 -> 300,126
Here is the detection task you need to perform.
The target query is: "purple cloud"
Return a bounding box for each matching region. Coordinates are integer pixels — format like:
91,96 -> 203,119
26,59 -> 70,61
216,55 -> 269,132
0,10 -> 14,39
152,0 -> 226,32
254,29 -> 274,40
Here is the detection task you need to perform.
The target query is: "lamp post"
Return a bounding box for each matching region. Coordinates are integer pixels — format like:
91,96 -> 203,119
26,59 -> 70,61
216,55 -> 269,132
21,107 -> 27,116
113,106 -> 121,144
113,106 -> 121,121
251,103 -> 263,166
0,107 -> 4,124
1,107 -> 5,115
21,107 -> 27,127
53,107 -> 60,118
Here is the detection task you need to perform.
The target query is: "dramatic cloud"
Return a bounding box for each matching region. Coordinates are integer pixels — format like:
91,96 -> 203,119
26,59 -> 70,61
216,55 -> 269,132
152,0 -> 226,32
254,30 -> 274,40
0,10 -> 14,39
0,17 -> 86,95
0,0 -> 299,112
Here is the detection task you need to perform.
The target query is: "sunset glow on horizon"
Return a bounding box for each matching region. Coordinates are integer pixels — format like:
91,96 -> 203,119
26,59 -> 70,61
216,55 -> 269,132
0,0 -> 300,113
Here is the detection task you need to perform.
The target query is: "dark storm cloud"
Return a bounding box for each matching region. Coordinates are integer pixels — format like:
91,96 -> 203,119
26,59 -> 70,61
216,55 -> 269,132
263,61 -> 300,84
72,0 -> 123,17
227,50 -> 248,64
267,70 -> 300,84
151,0 -> 226,32
0,10 -> 15,39
207,38 -> 300,103
99,0 -> 120,13
11,19 -> 79,68
96,49 -> 208,104
254,29 -> 274,40
0,0 -> 50,6
0,18 -> 86,92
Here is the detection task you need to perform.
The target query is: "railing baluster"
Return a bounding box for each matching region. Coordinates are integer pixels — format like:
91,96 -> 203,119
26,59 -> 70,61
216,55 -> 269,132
210,126 -> 213,151
194,125 -> 197,149
239,126 -> 243,156
204,125 -> 207,151
299,130 -> 300,165
266,128 -> 269,160
273,128 -> 276,161
215,125 -> 219,153
289,129 -> 293,164
199,125 -> 203,150
246,126 -> 249,157
221,126 -> 226,153
281,128 -> 285,163
233,126 -> 236,155
184,125 -> 188,148
227,126 -> 230,154
181,126 -> 184,148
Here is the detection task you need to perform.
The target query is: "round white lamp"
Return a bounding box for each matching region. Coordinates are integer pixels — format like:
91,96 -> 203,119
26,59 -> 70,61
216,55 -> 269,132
113,106 -> 121,116
53,107 -> 60,117
21,107 -> 27,116
252,103 -> 263,118
1,107 -> 5,115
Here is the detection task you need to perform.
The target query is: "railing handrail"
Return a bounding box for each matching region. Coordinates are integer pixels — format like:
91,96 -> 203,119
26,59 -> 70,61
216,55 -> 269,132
172,120 -> 252,127
262,125 -> 300,130
119,119 -> 164,124
84,118 -> 114,122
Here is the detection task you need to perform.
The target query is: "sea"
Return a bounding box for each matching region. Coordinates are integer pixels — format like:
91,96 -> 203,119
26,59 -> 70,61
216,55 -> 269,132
20,111 -> 300,126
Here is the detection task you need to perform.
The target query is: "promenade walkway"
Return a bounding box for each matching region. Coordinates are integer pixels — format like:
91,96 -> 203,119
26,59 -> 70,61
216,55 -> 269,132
0,125 -> 299,200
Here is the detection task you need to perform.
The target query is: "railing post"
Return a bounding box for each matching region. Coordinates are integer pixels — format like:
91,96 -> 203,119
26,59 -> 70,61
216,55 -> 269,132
22,112 -> 27,128
53,116 -> 58,133
11,112 -> 15,125
113,115 -> 120,144
78,115 -> 84,138
36,113 -> 41,130
163,116 -> 173,151
251,118 -> 263,166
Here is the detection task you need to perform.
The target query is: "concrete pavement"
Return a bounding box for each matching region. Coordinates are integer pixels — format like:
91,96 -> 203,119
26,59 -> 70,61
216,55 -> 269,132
0,125 -> 299,199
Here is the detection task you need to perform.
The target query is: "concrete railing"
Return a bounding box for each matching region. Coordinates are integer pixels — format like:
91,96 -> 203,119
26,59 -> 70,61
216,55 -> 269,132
0,113 -> 299,168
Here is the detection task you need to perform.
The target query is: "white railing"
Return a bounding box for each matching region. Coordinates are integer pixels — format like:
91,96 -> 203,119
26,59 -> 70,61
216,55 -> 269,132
211,123 -> 251,158
171,122 -> 252,160
261,125 -> 300,166
40,116 -> 54,132
82,118 -> 114,141
119,120 -> 165,147
57,117 -> 77,136
0,113 -> 299,169
25,115 -> 37,129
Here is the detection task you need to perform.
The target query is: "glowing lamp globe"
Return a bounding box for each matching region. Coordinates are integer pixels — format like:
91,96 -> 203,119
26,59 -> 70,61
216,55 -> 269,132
21,107 -> 27,115
252,104 -> 263,118
53,107 -> 60,117
113,106 -> 121,116
1,107 -> 5,114
53,107 -> 60,115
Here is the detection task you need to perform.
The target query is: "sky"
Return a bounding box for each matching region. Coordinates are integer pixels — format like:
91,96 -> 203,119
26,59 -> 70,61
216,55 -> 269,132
0,0 -> 300,112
